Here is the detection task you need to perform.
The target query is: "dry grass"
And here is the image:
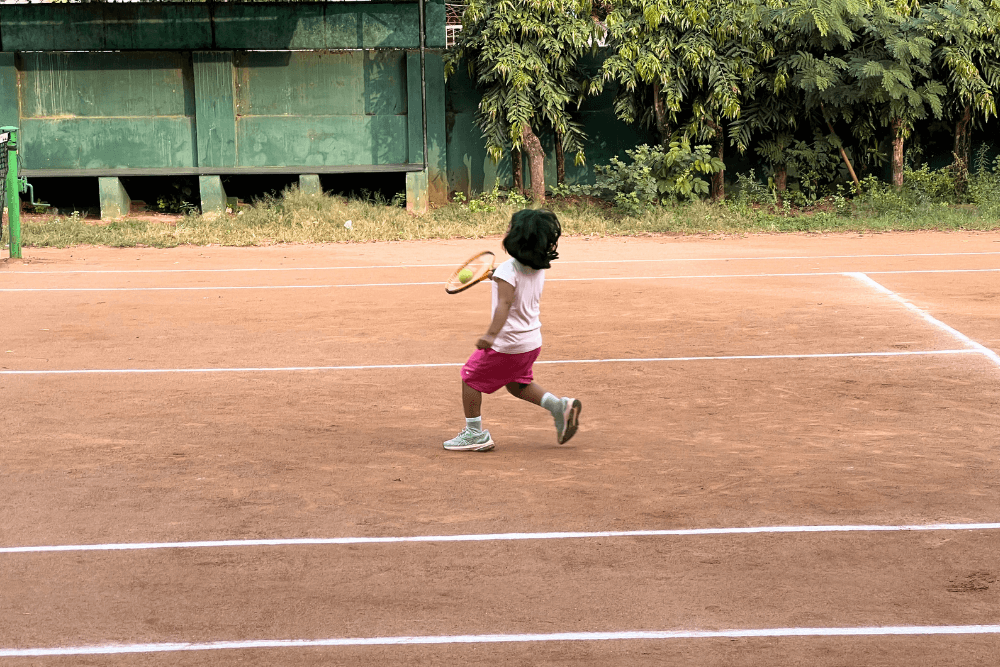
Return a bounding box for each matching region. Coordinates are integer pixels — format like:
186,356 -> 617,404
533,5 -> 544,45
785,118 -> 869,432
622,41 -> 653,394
13,186 -> 1000,249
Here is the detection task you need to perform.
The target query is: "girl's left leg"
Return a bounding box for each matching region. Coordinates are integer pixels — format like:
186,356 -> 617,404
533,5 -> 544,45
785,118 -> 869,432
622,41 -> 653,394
463,380 -> 483,418
444,381 -> 495,451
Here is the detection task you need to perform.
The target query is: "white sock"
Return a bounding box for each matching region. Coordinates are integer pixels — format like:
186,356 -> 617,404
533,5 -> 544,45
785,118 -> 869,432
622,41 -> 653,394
540,393 -> 561,414
466,416 -> 483,433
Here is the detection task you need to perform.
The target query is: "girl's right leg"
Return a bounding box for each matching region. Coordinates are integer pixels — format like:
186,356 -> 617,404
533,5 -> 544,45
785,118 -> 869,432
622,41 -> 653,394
504,381 -> 545,405
506,382 -> 581,444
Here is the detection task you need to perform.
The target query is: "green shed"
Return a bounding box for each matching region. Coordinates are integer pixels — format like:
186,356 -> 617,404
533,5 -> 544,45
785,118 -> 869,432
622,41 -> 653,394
0,1 -> 447,217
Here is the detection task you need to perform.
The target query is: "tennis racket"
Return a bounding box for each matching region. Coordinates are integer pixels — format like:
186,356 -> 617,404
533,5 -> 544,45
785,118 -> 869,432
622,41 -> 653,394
445,251 -> 495,294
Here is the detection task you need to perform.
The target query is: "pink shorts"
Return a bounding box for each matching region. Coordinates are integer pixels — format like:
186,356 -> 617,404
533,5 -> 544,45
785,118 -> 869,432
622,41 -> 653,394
461,347 -> 541,394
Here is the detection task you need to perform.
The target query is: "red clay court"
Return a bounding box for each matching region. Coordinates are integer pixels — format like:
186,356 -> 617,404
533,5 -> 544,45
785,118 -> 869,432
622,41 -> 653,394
1,231 -> 999,665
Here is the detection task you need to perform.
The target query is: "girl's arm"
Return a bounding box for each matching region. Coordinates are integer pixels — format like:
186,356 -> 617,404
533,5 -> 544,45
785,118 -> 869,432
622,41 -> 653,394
476,277 -> 514,350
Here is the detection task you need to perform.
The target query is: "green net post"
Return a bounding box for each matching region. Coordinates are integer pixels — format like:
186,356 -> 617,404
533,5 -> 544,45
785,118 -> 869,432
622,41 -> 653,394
1,126 -> 20,259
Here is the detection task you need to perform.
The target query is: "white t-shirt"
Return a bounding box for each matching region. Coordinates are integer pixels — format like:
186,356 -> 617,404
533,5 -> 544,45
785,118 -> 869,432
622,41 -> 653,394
490,258 -> 545,354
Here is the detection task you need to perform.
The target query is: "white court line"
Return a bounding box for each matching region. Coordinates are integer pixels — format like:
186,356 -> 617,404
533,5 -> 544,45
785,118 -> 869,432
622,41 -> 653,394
5,625 -> 1000,656
8,250 -> 1000,274
0,349 -> 977,376
4,522 -> 999,554
2,268 -> 999,292
849,273 -> 1000,369
0,281 -> 443,292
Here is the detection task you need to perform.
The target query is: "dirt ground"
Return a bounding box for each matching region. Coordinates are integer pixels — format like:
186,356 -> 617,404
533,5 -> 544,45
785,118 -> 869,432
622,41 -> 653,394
1,231 -> 999,665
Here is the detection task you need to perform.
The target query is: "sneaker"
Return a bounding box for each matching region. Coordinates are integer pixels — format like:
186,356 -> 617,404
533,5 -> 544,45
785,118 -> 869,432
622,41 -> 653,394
443,428 -> 495,452
553,398 -> 582,444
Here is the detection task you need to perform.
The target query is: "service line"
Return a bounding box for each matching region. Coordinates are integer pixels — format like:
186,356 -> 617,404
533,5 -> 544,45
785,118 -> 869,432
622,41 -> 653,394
4,625 -> 1000,657
0,349 -> 978,376
2,268 -> 999,292
8,250 -> 1000,275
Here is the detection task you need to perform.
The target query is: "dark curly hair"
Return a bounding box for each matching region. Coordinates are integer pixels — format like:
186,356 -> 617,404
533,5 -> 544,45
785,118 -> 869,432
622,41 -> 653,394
502,209 -> 561,270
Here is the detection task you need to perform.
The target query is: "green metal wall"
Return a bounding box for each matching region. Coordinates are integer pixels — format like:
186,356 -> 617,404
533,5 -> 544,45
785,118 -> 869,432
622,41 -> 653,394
17,51 -> 197,170
0,2 -> 447,51
5,50 -> 427,171
0,2 -> 448,202
234,51 -> 408,168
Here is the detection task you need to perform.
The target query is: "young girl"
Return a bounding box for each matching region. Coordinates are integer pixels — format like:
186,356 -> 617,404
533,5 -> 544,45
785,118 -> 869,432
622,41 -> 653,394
444,209 -> 581,452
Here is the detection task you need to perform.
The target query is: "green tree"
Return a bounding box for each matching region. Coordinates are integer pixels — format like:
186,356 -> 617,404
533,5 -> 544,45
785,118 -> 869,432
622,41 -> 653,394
445,0 -> 603,201
600,0 -> 760,199
925,0 -> 1000,191
786,0 -> 947,188
732,0 -> 857,200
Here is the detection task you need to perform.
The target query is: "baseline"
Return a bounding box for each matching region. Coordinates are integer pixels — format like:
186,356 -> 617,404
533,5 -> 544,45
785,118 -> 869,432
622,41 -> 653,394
4,521 -> 1000,554
4,625 -> 1000,657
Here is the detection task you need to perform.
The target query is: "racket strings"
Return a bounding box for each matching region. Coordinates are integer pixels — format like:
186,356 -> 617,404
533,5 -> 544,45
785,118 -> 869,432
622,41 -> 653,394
463,254 -> 494,278
445,251 -> 494,293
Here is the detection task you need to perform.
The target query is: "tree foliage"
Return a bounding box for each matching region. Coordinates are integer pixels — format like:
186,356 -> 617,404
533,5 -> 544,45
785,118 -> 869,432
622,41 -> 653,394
598,0 -> 761,198
445,0 -> 604,200
601,0 -> 758,143
451,0 -> 1000,200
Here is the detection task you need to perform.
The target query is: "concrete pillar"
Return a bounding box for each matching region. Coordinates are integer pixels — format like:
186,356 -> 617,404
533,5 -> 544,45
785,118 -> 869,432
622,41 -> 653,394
406,169 -> 428,214
99,177 -> 131,219
299,174 -> 322,195
199,175 -> 227,215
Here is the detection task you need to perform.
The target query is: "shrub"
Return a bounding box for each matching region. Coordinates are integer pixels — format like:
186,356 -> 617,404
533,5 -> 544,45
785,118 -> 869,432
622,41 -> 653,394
454,183 -> 530,213
857,164 -> 962,214
779,139 -> 842,206
730,170 -> 775,208
903,163 -> 958,204
968,149 -> 1000,211
552,138 -> 724,213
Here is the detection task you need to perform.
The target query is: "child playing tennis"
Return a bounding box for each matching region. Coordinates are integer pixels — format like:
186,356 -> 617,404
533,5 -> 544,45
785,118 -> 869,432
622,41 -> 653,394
444,209 -> 582,452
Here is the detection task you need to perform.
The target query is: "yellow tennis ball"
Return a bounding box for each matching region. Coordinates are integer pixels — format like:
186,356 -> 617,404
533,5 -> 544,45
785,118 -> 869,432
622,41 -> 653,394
458,268 -> 474,284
